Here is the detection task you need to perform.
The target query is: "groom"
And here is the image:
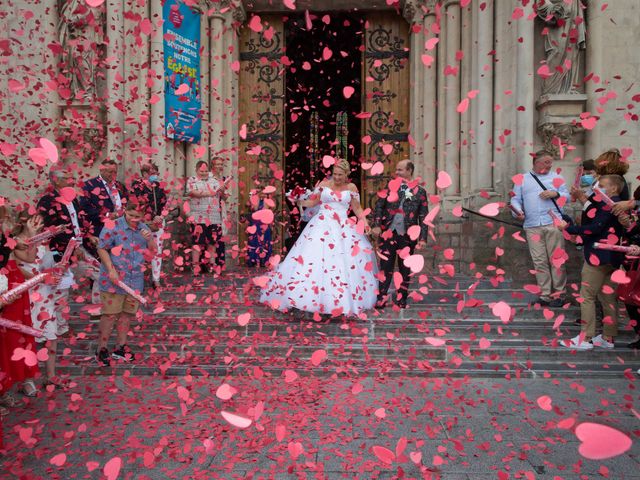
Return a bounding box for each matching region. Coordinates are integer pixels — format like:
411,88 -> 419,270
372,160 -> 429,309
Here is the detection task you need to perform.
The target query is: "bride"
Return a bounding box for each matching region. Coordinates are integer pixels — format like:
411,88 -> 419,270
260,158 -> 378,316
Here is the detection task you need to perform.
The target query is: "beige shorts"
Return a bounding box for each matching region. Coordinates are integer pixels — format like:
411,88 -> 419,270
100,291 -> 140,315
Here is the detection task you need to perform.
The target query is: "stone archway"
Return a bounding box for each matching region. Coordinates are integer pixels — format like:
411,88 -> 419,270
237,5 -> 411,256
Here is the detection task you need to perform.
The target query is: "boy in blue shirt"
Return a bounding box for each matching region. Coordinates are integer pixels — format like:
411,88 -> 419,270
95,200 -> 156,365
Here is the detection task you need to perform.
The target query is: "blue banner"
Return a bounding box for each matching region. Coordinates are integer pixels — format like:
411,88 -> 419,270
163,0 -> 201,143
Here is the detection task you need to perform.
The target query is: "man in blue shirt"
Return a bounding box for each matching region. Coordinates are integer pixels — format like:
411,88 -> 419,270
95,200 -> 156,366
511,151 -> 570,307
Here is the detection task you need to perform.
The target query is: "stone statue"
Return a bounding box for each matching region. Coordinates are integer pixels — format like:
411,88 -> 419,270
537,0 -> 587,95
58,0 -> 105,99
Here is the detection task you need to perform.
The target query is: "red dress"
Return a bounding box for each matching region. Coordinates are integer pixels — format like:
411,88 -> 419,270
0,260 -> 38,392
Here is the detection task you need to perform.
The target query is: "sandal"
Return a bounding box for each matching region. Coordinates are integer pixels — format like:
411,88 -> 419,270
44,376 -> 70,388
21,380 -> 38,397
0,392 -> 19,407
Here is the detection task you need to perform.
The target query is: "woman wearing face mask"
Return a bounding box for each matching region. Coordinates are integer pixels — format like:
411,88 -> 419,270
131,163 -> 168,289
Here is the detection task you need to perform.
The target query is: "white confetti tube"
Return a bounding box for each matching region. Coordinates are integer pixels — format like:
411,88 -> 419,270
59,238 -> 79,266
573,166 -> 584,189
116,280 -> 147,305
0,317 -> 44,337
0,273 -> 48,304
593,242 -> 635,253
593,186 -> 615,206
25,224 -> 67,245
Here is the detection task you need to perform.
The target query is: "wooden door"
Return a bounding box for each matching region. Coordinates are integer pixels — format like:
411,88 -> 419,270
361,13 -> 411,212
238,16 -> 286,257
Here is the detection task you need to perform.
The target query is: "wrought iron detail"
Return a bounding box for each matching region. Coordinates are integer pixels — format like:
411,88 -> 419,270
365,26 -> 409,83
368,110 -> 406,136
250,88 -> 284,106
240,33 -> 282,61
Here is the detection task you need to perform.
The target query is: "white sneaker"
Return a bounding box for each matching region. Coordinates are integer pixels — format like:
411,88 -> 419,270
592,334 -> 614,349
564,334 -> 593,350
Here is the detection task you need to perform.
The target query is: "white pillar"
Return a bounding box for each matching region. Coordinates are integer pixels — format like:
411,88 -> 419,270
585,0 -> 603,160
106,0 -> 125,164
422,12 -> 438,194
409,15 -> 425,168
149,0 -> 169,175
186,12 -> 212,177
443,1 -> 461,195
474,0 -> 494,190
460,3 -> 473,196
515,2 -> 535,173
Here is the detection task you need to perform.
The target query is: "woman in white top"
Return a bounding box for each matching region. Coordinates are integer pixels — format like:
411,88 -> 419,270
186,160 -> 228,275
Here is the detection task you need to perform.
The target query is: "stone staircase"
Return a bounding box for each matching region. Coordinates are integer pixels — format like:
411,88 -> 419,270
55,269 -> 640,379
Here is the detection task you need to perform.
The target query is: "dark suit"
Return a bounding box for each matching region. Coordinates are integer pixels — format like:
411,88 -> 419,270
79,176 -> 127,256
373,181 -> 429,305
36,188 -> 87,261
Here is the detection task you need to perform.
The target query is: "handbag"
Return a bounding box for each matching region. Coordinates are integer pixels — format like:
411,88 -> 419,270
617,259 -> 640,306
530,173 -> 573,223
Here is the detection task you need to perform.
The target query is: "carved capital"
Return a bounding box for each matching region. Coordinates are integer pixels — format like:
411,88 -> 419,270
537,123 -> 583,159
402,0 -> 422,24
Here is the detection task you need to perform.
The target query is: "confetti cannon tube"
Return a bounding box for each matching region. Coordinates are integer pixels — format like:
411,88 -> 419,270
25,225 -> 67,245
592,186 -> 615,207
0,273 -> 49,304
59,238 -> 79,266
116,280 -> 147,305
0,317 -> 44,337
593,242 -> 635,253
508,204 -> 523,216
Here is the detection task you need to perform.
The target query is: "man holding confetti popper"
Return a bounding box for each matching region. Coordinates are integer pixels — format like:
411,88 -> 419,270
95,199 -> 156,366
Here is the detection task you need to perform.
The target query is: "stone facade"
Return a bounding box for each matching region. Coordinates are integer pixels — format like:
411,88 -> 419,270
0,0 -> 639,215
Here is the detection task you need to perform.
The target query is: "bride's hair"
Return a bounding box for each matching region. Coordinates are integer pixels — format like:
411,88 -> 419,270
334,158 -> 350,174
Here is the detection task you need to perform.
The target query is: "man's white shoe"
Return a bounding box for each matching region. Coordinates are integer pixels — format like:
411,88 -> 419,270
592,334 -> 614,349
564,334 -> 593,350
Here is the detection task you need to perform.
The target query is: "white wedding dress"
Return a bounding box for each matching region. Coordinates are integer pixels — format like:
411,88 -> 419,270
260,187 -> 378,316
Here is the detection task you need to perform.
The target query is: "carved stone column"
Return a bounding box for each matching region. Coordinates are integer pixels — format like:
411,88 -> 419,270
585,0 -> 604,160
185,10 -> 212,176
460,3 -> 473,195
106,0 -> 125,164
443,0 -> 461,195
473,0 -> 494,191
404,1 -> 425,173
149,0 -> 169,175
422,9 -> 438,194
515,0 -> 535,173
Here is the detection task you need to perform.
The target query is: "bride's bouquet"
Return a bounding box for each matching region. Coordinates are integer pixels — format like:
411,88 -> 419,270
285,186 -> 310,204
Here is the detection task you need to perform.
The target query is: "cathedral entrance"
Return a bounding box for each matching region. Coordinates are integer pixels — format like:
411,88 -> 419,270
238,11 -> 410,256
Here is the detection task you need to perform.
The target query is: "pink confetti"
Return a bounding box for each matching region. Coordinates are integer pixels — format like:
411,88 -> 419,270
310,349 -> 327,366
492,301 -> 511,323
425,37 -> 439,50
436,171 -> 452,190
248,15 -> 263,32
237,312 -> 251,326
252,208 -> 274,225
575,423 -> 632,460
85,0 -> 105,6
372,445 -> 395,464
175,83 -> 189,95
343,86 -> 355,99
370,161 -> 384,175
537,395 -> 553,411
581,116 -> 597,130
103,457 -> 122,480
39,138 -> 58,163
478,202 -> 500,217
403,254 -> 424,273
322,155 -> 335,168
283,0 -> 296,9
215,383 -> 237,401
221,411 -> 252,429
284,369 -> 298,383
50,453 -> 66,466
457,98 -> 469,114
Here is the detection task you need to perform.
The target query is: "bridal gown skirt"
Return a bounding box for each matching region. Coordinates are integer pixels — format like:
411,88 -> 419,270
260,198 -> 378,316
